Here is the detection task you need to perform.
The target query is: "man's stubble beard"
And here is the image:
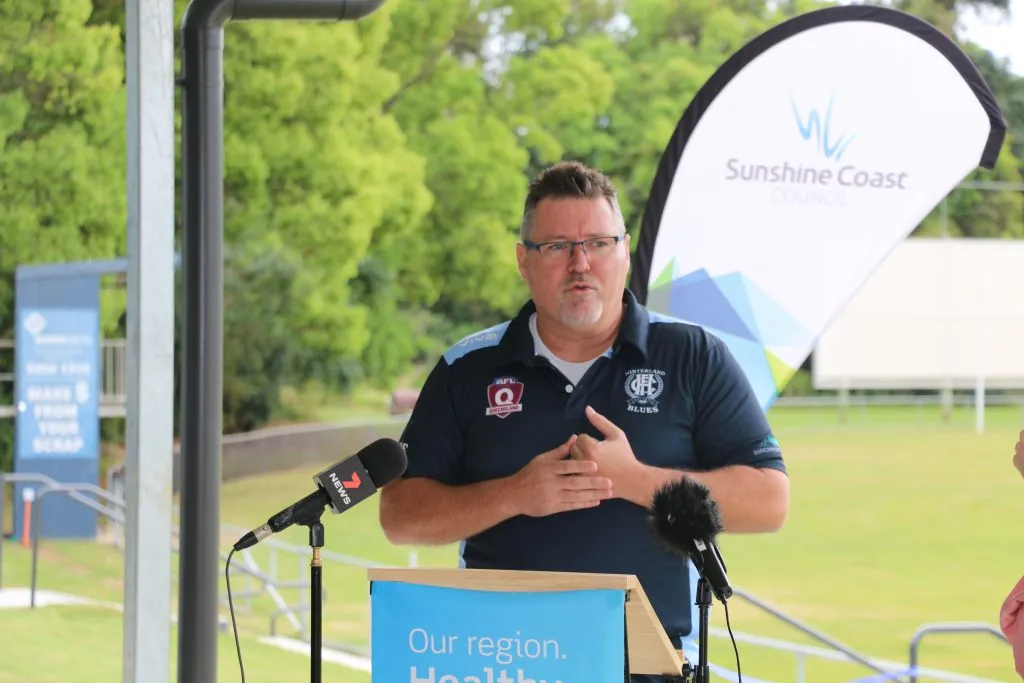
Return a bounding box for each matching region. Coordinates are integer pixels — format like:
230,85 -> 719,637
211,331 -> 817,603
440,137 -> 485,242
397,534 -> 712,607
557,289 -> 604,327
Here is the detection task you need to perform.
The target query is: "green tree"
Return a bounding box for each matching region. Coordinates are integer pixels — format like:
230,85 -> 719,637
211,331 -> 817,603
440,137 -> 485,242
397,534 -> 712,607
911,46 -> 1024,238
0,0 -> 127,469
0,0 -> 127,335
915,137 -> 1024,238
220,20 -> 433,372
5,0 -> 1023,448
541,0 -> 781,233
205,240 -> 314,433
965,42 -> 1024,171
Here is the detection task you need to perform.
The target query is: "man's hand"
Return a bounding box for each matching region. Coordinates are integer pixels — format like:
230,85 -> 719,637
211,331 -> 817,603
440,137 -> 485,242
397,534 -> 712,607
508,435 -> 614,517
570,406 -> 646,504
1014,428 -> 1024,480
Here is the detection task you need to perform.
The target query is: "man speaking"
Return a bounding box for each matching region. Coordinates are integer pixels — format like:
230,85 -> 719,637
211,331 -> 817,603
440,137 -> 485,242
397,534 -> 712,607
379,161 -> 790,682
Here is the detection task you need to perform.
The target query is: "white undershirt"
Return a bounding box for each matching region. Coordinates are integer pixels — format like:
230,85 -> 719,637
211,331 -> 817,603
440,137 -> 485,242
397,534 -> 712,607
528,313 -> 610,386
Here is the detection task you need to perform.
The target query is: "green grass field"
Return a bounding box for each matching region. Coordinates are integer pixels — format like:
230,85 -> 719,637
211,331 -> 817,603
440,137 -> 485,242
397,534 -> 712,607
704,404 -> 1024,682
2,403 -> 1022,682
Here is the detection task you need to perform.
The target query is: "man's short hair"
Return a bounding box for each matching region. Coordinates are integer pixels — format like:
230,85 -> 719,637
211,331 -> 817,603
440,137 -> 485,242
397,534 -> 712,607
520,161 -> 625,241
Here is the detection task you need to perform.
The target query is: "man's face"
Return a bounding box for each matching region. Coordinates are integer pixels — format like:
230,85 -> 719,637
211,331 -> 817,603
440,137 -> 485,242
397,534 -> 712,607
516,197 -> 630,329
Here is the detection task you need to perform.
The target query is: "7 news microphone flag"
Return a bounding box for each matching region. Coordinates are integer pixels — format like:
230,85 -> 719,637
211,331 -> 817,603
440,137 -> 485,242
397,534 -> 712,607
629,5 -> 1007,410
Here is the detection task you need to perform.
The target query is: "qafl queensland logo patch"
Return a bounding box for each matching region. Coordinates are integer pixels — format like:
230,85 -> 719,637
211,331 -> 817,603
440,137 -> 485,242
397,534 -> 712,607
624,369 -> 665,414
485,377 -> 524,419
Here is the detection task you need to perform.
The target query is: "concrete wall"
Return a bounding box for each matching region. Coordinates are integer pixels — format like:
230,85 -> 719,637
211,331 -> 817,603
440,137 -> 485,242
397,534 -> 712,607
169,417 -> 409,492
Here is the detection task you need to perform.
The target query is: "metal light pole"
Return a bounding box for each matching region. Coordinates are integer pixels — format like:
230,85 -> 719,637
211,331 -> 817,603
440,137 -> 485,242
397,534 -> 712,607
176,2 -> 385,682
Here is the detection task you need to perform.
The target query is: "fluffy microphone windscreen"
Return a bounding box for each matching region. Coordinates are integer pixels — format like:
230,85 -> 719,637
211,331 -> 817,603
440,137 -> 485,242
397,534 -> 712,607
647,477 -> 724,557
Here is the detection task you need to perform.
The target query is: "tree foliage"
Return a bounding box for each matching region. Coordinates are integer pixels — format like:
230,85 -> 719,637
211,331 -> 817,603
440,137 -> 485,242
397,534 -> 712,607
0,0 -> 127,337
1,0 -> 1022,448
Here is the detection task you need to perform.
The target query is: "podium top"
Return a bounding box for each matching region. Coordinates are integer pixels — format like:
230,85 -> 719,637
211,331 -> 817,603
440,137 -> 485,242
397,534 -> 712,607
368,567 -> 686,676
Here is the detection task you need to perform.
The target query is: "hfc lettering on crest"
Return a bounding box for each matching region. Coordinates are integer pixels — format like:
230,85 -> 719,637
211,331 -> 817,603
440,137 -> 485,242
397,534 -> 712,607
624,369 -> 665,414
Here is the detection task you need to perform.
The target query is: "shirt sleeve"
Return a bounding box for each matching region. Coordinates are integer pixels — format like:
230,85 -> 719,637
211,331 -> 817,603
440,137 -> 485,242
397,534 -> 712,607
397,356 -> 465,486
691,335 -> 787,474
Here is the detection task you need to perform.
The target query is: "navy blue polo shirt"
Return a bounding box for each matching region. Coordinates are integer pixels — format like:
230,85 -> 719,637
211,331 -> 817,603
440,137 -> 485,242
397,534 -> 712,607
398,289 -> 786,643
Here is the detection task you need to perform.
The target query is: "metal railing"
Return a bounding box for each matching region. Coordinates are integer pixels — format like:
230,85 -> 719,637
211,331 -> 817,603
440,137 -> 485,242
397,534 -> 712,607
101,339 -> 126,404
0,472 -> 128,597
707,590 -> 1009,683
772,392 -> 1024,408
705,626 -> 1008,683
729,587 -> 892,680
907,624 -> 1009,683
0,471 -> 412,644
0,473 -> 1010,683
0,339 -> 11,419
213,520 -> 414,645
0,338 -> 128,418
0,472 -> 318,634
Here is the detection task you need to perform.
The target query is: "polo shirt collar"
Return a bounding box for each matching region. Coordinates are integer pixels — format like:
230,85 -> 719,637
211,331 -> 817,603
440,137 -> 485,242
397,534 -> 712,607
497,288 -> 649,365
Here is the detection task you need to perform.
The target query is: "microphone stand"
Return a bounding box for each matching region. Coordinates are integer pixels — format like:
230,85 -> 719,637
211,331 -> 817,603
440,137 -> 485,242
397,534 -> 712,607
298,509 -> 325,683
694,577 -> 712,683
680,577 -> 713,683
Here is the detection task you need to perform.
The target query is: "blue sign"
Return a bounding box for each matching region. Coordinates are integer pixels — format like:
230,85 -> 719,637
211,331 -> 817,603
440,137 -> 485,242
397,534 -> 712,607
370,582 -> 625,683
15,307 -> 100,460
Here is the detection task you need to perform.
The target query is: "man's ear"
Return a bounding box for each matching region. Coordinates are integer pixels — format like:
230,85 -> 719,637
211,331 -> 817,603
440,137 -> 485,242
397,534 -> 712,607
516,243 -> 527,280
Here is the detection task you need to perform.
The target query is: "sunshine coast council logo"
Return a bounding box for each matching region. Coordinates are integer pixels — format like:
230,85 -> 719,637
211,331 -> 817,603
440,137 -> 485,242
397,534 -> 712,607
789,94 -> 858,163
722,92 -> 911,207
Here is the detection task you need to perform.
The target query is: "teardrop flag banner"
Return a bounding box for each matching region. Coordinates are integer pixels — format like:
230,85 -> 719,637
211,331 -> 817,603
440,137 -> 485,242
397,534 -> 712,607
628,5 -> 1007,411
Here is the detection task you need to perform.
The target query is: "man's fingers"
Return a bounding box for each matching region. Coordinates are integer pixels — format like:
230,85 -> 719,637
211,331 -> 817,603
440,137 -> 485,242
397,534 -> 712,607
538,487 -> 612,516
548,459 -> 599,475
566,488 -> 612,505
538,434 -> 578,460
550,488 -> 611,509
569,436 -> 598,461
585,405 -> 622,439
559,474 -> 613,492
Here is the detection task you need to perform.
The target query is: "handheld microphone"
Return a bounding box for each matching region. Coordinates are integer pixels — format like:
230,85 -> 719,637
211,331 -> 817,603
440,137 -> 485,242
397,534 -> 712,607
232,437 -> 408,552
647,477 -> 733,602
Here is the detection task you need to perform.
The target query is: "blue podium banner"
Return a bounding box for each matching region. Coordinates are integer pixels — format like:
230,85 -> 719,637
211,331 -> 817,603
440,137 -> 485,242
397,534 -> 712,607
15,307 -> 100,460
370,582 -> 626,683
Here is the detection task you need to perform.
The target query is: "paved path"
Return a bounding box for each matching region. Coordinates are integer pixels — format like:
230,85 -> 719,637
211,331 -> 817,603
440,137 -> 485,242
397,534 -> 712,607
0,586 -> 121,611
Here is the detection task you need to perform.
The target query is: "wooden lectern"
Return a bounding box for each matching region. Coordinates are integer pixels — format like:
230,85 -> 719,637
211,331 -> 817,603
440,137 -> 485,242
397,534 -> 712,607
368,567 -> 687,679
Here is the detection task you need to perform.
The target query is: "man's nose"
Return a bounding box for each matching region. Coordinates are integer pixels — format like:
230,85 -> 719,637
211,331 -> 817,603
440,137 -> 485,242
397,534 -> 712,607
567,243 -> 591,272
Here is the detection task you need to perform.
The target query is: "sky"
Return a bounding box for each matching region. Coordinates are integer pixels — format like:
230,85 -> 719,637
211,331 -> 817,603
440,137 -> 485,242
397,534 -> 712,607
958,0 -> 1023,75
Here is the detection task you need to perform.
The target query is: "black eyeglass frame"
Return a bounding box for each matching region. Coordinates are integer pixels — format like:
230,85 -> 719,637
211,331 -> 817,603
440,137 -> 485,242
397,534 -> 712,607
521,234 -> 626,256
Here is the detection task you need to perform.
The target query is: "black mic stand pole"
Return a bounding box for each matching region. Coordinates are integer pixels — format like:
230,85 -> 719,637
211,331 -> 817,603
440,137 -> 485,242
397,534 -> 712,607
694,577 -> 712,683
298,510 -> 325,683
680,577 -> 713,683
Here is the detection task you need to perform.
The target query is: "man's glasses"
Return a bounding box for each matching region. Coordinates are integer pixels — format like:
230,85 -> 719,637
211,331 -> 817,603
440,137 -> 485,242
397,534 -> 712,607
522,235 -> 625,260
